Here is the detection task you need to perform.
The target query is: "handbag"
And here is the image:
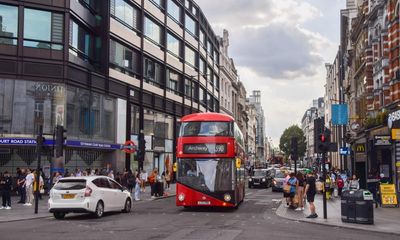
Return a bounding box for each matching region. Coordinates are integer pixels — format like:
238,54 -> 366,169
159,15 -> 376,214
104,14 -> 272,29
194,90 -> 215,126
283,184 -> 291,193
40,188 -> 45,194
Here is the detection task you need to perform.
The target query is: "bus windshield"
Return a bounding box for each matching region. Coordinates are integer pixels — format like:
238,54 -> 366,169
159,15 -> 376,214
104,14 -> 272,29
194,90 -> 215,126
177,158 -> 234,192
180,121 -> 232,137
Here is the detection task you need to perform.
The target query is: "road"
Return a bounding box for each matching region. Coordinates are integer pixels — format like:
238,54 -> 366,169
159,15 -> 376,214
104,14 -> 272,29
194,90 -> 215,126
0,187 -> 397,240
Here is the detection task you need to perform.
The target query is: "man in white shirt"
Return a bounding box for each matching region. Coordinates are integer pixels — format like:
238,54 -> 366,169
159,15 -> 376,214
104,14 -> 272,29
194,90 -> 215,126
24,169 -> 34,206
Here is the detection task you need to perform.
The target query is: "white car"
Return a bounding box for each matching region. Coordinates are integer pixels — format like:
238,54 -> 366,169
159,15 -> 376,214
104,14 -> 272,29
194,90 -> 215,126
48,176 -> 132,219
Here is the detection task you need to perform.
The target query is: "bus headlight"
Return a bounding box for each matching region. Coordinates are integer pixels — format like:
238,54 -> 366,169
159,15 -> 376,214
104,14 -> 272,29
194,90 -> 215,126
178,193 -> 185,202
224,194 -> 231,202
249,178 -> 252,182
262,178 -> 266,182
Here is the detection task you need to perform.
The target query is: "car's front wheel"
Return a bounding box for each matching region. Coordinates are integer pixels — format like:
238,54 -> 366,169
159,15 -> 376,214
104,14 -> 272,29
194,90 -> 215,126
53,212 -> 65,220
94,201 -> 104,218
123,198 -> 131,213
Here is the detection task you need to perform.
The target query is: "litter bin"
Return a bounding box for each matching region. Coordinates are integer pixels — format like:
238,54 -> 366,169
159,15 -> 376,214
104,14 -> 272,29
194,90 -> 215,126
355,190 -> 374,224
341,190 -> 374,224
341,190 -> 356,223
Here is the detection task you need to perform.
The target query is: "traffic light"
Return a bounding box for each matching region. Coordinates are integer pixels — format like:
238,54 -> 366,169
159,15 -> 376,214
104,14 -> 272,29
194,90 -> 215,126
317,128 -> 331,153
314,118 -> 325,153
55,125 -> 66,157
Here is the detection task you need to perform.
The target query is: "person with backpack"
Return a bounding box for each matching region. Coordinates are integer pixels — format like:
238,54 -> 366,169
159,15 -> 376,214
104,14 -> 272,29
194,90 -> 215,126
127,170 -> 135,193
337,175 -> 344,196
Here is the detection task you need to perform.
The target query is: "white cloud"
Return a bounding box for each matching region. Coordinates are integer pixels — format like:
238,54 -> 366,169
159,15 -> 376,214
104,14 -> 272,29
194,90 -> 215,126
196,0 -> 345,145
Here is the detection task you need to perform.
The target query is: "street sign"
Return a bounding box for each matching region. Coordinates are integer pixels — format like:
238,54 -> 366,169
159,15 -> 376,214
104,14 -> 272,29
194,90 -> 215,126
331,104 -> 348,125
122,140 -> 136,154
339,147 -> 350,155
380,184 -> 398,207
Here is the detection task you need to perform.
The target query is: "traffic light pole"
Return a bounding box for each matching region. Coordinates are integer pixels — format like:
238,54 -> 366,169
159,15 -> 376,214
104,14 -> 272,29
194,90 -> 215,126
322,151 -> 327,219
34,125 -> 43,214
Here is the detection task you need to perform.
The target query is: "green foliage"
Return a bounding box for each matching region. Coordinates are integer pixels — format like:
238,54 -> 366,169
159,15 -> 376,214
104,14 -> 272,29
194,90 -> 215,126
279,125 -> 306,159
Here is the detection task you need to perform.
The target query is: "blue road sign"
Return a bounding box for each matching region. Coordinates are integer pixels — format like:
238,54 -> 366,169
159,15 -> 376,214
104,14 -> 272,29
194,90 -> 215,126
332,104 -> 348,125
339,147 -> 350,155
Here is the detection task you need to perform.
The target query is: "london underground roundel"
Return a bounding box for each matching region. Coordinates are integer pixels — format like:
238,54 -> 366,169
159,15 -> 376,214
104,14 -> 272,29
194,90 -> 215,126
122,140 -> 136,154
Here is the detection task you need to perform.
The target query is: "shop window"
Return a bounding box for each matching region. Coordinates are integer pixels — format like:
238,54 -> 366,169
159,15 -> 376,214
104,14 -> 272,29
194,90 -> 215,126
0,4 -> 18,45
24,8 -> 64,50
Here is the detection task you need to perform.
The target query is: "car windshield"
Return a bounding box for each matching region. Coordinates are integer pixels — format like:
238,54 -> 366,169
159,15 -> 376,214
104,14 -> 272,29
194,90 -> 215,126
275,171 -> 285,178
253,171 -> 266,177
53,179 -> 86,190
177,158 -> 234,192
180,121 -> 232,137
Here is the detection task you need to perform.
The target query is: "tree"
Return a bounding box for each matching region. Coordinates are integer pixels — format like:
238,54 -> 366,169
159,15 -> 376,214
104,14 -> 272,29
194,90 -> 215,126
279,125 -> 306,161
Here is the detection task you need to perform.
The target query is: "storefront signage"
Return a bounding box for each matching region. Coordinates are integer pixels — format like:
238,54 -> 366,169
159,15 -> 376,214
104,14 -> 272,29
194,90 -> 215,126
0,138 -> 54,145
183,143 -> 227,154
354,144 -> 365,152
392,129 -> 400,140
374,135 -> 391,146
66,140 -> 122,150
388,110 -> 400,128
339,147 -> 350,155
379,184 -> 398,207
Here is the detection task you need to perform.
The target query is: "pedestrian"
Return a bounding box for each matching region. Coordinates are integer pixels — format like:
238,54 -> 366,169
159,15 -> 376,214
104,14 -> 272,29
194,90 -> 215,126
126,170 -> 135,193
0,171 -> 12,209
304,170 -> 318,218
287,172 -> 298,209
52,172 -> 62,188
282,171 -> 291,207
349,174 -> 360,190
325,174 -> 332,200
17,169 -> 26,204
108,170 -> 114,179
295,172 -> 305,211
141,170 -> 148,193
148,169 -> 157,198
24,169 -> 34,206
134,172 -> 141,201
337,175 -> 344,196
165,170 -> 171,190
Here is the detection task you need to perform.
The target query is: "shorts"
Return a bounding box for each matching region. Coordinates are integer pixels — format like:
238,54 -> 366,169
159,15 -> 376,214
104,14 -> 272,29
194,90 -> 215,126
307,193 -> 316,203
283,192 -> 291,198
289,192 -> 295,198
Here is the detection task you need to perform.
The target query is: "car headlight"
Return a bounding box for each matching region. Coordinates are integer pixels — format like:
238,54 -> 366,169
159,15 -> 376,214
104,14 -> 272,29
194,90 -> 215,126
273,180 -> 277,185
224,194 -> 231,202
249,178 -> 252,182
262,178 -> 266,182
178,193 -> 185,202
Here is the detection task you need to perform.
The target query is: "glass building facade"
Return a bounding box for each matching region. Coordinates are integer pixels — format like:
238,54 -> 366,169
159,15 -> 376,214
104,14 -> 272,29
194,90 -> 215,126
0,0 -> 220,175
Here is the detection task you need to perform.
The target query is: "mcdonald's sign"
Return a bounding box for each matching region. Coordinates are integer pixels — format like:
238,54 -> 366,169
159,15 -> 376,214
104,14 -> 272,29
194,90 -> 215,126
354,144 -> 365,152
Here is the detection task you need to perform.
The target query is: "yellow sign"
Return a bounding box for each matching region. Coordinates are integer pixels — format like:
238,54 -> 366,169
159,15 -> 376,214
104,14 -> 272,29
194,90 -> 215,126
354,144 -> 365,152
236,158 -> 241,168
396,162 -> 400,168
392,129 -> 400,140
380,184 -> 398,207
173,162 -> 177,172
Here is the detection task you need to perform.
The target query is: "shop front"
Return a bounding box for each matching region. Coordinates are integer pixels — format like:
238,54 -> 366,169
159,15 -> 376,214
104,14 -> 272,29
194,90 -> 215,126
388,109 -> 400,193
0,79 -> 123,175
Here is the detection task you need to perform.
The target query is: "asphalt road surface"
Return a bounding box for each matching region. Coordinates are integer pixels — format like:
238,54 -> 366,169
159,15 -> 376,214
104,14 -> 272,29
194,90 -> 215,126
0,187 -> 397,240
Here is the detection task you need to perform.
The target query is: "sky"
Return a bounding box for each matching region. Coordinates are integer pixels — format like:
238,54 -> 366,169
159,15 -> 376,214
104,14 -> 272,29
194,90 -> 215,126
196,0 -> 346,147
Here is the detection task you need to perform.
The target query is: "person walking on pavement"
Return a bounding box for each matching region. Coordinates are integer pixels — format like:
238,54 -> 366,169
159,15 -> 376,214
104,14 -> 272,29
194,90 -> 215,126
349,174 -> 360,190
337,175 -> 344,197
141,170 -> 148,193
148,169 -> 157,198
295,172 -> 305,211
134,172 -> 141,201
24,169 -> 34,206
17,169 -> 26,204
287,172 -> 298,209
304,170 -> 318,218
0,171 -> 13,209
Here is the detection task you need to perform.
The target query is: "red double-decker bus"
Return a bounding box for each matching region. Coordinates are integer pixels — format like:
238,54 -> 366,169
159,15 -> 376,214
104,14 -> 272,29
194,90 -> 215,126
176,113 -> 246,208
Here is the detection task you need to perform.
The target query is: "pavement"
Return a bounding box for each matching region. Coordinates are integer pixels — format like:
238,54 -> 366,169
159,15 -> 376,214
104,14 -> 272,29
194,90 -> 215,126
0,183 -> 176,223
276,192 -> 400,235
